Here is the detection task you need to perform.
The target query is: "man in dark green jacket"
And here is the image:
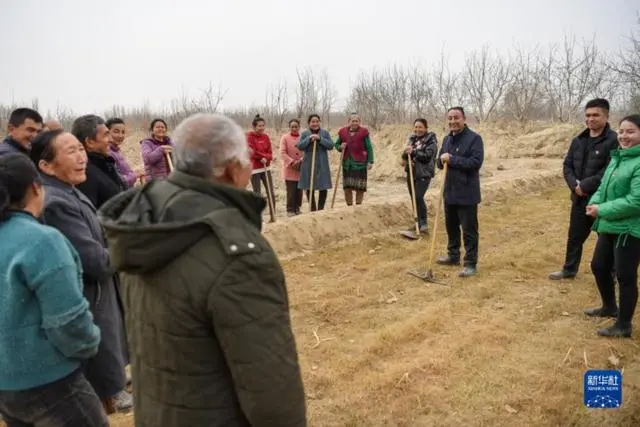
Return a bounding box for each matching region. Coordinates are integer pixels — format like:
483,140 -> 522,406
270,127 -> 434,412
98,113 -> 306,427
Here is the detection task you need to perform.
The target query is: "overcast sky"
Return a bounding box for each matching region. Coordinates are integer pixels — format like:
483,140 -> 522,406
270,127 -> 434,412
0,0 -> 636,115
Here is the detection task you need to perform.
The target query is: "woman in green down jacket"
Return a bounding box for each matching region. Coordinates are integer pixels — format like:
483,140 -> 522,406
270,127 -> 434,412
584,114 -> 640,338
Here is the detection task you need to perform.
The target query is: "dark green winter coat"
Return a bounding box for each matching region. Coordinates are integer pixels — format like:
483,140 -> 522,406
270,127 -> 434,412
98,170 -> 306,427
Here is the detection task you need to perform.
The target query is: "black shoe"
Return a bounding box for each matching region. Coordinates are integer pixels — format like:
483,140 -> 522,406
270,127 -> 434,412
584,307 -> 618,318
436,256 -> 460,266
548,270 -> 576,280
598,322 -> 632,338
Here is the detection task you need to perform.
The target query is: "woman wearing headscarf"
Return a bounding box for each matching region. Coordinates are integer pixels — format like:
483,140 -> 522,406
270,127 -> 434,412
297,114 -> 334,211
0,153 -> 107,426
584,114 -> 640,338
140,118 -> 174,180
280,119 -> 304,216
30,130 -> 131,414
334,114 -> 374,206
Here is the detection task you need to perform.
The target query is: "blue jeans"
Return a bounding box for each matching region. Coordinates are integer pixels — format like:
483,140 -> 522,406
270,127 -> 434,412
0,369 -> 108,427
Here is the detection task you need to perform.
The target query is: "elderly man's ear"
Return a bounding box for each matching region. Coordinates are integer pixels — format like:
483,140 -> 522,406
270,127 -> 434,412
222,160 -> 252,189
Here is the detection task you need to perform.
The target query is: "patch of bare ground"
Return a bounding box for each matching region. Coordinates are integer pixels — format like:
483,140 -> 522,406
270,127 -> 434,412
283,186 -> 640,427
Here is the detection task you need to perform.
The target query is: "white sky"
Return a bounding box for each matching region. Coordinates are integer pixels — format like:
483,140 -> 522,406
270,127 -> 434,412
0,0 -> 636,114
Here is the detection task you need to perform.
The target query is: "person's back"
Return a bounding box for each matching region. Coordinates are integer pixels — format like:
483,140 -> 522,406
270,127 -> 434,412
98,113 -> 306,427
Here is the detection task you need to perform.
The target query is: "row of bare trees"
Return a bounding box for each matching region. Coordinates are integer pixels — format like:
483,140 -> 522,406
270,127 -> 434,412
1,25 -> 639,132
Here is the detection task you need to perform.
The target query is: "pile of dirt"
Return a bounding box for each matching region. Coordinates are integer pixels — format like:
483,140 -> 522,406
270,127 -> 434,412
263,168 -> 563,258
498,123 -> 582,159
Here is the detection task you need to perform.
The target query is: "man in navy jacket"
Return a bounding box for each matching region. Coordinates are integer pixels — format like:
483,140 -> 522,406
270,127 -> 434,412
436,107 -> 484,277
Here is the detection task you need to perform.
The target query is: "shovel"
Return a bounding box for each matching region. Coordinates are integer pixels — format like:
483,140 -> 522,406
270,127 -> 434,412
399,153 -> 421,240
407,162 -> 449,285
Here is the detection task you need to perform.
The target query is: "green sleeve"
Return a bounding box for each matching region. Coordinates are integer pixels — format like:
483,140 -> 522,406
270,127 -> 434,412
365,135 -> 374,164
334,135 -> 343,151
598,168 -> 640,220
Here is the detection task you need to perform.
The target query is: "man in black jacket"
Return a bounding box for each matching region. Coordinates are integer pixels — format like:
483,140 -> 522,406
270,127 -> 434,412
72,114 -> 127,210
0,108 -> 43,157
436,107 -> 484,277
549,98 -> 619,280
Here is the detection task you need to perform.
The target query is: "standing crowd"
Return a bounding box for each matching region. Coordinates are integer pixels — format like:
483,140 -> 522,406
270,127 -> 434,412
0,96 -> 638,426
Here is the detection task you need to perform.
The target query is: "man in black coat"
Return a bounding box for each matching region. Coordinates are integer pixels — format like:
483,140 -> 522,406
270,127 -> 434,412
436,107 -> 484,277
73,115 -> 127,210
70,114 -> 132,412
549,98 -> 619,280
0,108 -> 43,157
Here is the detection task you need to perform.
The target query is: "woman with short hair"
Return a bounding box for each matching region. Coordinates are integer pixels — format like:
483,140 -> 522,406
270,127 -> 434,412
141,118 -> 174,180
297,114 -> 334,211
280,119 -> 303,216
30,130 -> 130,413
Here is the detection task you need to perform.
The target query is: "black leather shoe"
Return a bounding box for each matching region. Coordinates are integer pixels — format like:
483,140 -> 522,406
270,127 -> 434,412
459,266 -> 477,277
584,307 -> 618,318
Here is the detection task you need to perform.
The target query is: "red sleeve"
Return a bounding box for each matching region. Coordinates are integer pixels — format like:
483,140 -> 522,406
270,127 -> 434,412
263,136 -> 273,162
247,133 -> 262,161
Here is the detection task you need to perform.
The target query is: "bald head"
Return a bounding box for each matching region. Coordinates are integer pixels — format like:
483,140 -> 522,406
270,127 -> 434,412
43,119 -> 63,132
172,113 -> 250,184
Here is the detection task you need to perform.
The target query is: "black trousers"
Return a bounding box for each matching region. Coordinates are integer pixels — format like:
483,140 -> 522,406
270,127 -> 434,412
0,369 -> 109,427
285,180 -> 303,213
406,176 -> 431,227
444,203 -> 479,267
251,171 -> 276,216
306,190 -> 327,211
562,197 -> 594,274
591,233 -> 640,325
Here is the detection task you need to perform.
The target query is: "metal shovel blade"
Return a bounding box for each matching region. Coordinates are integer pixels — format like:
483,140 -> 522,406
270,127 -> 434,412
398,230 -> 420,240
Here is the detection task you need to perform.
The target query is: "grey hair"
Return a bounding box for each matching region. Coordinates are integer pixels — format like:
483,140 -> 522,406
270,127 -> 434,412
71,114 -> 105,145
172,113 -> 250,179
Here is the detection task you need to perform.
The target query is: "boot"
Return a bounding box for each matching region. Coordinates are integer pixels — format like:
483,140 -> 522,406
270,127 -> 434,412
114,390 -> 134,412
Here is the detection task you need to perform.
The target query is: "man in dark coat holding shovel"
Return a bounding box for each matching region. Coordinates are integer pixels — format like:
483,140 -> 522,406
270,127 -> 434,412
436,107 -> 484,278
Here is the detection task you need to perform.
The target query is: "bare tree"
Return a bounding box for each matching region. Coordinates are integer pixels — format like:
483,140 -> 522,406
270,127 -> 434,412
318,69 -> 337,127
294,67 -> 319,118
407,61 -> 433,118
345,70 -> 386,130
430,51 -> 465,119
540,33 -> 612,122
462,45 -> 512,122
266,80 -> 289,132
608,14 -> 640,112
380,64 -> 409,123
503,44 -> 545,123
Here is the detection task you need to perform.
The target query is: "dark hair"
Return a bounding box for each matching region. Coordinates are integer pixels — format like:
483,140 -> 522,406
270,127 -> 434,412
585,98 -> 610,112
252,114 -> 265,127
8,108 -> 43,127
71,114 -> 105,145
105,117 -> 125,129
149,118 -> 168,132
414,118 -> 428,128
30,129 -> 65,165
288,118 -> 300,126
0,153 -> 42,220
620,114 -> 640,128
307,114 -> 321,124
447,106 -> 466,118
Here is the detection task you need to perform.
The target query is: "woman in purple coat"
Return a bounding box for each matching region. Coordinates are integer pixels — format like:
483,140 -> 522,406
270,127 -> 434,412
140,118 -> 174,180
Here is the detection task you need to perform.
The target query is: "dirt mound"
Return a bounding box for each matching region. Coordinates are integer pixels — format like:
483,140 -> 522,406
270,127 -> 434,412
498,123 -> 581,159
263,168 -> 563,258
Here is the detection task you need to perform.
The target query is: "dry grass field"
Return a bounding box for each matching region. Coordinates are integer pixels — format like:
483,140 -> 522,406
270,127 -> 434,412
7,122 -> 640,426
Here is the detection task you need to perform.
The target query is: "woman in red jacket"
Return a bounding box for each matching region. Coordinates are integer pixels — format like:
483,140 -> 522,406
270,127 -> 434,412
247,115 -> 276,217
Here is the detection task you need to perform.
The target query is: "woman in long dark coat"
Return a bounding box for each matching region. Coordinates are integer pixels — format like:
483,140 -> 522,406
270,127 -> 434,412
297,114 -> 334,211
30,130 -> 129,414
